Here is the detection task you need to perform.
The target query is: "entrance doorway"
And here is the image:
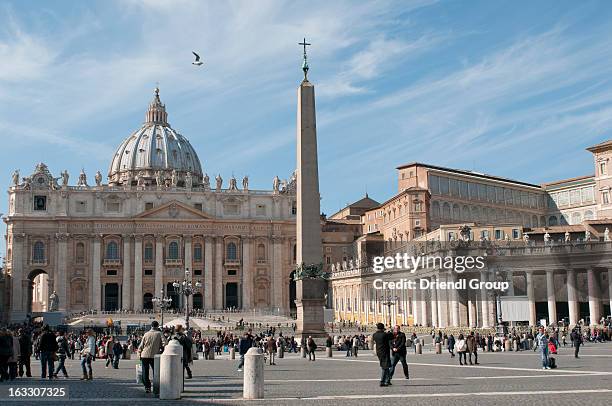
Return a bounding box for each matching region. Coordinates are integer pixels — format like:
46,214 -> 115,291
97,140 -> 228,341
27,269 -> 48,313
104,283 -> 119,311
167,282 -> 180,310
225,283 -> 238,308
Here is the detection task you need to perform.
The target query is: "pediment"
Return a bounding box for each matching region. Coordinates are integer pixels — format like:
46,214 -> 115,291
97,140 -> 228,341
136,200 -> 212,220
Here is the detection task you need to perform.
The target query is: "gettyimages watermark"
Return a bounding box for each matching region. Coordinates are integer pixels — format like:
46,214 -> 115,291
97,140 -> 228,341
370,253 -> 510,292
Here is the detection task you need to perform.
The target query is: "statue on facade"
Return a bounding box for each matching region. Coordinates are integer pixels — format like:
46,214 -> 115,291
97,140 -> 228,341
11,170 -> 19,186
544,232 -> 551,244
605,227 -> 610,242
523,233 -> 529,243
185,171 -> 193,190
564,231 -> 570,243
61,170 -> 69,187
272,175 -> 280,193
229,175 -> 238,190
203,173 -> 210,190
22,177 -> 31,190
584,230 -> 591,241
77,169 -> 88,187
242,175 -> 249,191
49,176 -> 57,190
155,170 -> 164,188
171,169 -> 178,187
95,170 -> 102,187
215,174 -> 223,192
48,291 -> 59,312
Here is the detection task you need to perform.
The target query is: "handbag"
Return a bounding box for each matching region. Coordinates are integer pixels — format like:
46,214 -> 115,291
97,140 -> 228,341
51,352 -> 58,361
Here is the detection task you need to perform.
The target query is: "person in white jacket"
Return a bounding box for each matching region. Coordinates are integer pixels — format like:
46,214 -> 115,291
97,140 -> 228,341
455,333 -> 467,366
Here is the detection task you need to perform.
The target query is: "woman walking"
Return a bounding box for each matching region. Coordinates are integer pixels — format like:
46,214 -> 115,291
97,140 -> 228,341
455,333 -> 467,366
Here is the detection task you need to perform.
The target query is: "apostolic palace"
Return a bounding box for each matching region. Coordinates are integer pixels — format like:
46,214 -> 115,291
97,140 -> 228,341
2,87 -> 612,328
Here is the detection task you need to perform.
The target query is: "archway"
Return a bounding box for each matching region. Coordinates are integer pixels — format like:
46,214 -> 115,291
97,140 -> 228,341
225,283 -> 238,309
143,293 -> 153,310
27,269 -> 49,314
193,293 -> 203,309
166,282 -> 180,310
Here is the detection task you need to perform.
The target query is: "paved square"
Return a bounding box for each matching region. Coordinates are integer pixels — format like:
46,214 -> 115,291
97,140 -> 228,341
2,342 -> 611,405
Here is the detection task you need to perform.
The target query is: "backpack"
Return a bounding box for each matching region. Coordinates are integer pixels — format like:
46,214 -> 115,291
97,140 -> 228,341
548,357 -> 557,369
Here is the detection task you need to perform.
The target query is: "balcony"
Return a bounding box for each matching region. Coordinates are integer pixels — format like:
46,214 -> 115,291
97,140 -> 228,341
103,258 -> 122,266
256,259 -> 267,265
30,259 -> 47,266
165,258 -> 183,266
224,258 -> 241,266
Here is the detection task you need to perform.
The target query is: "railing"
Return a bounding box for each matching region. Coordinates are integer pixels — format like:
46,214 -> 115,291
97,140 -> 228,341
30,259 -> 47,266
225,259 -> 241,266
165,258 -> 183,266
102,258 -> 121,266
256,259 -> 267,265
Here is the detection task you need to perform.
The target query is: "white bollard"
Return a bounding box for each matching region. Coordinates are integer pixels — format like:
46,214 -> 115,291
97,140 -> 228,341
435,342 -> 442,354
513,340 -> 519,352
209,349 -> 215,360
159,340 -> 183,400
153,354 -> 161,396
243,347 -> 264,399
277,346 -> 284,359
326,347 -> 332,357
416,343 -> 422,354
230,346 -> 236,360
300,347 -> 306,358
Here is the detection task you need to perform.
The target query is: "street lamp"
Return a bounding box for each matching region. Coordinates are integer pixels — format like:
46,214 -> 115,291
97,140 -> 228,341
381,292 -> 398,328
493,269 -> 507,336
172,268 -> 202,331
152,288 -> 172,328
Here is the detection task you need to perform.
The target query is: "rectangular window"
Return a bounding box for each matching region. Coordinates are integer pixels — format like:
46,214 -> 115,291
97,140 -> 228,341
227,269 -> 237,276
291,201 -> 297,215
570,189 -> 581,205
480,230 -> 489,239
325,247 -> 332,252
194,203 -> 202,211
469,182 -> 478,200
326,256 -> 331,264
513,190 -> 521,206
600,162 -> 606,175
512,229 -> 520,239
429,174 -> 440,194
505,188 -> 513,205
459,181 -> 468,198
494,230 -> 503,240
439,177 -> 449,195
582,186 -> 594,203
34,195 -> 47,211
414,219 -> 421,226
603,191 -> 610,204
487,185 -> 495,202
144,269 -> 153,276
496,187 -> 504,203
558,191 -> 569,206
106,270 -> 117,276
105,200 -> 121,212
414,202 -> 422,212
478,184 -> 487,201
145,202 -> 154,211
450,179 -> 459,196
194,269 -> 202,276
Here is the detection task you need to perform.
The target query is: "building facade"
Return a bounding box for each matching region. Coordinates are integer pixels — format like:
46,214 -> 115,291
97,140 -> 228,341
4,89 -> 299,322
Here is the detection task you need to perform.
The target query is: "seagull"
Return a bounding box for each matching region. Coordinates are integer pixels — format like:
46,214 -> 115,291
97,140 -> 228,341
192,51 -> 203,66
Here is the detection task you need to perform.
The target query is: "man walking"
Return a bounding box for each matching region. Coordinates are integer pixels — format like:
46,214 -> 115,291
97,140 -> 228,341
138,321 -> 164,393
237,331 -> 253,372
467,331 -> 479,365
306,336 -> 317,361
266,336 -> 277,365
80,329 -> 96,380
173,325 -> 193,379
17,329 -> 32,378
570,328 -> 582,358
389,325 -> 409,380
534,326 -> 550,370
372,323 -> 394,387
38,325 -> 57,380
53,331 -> 70,378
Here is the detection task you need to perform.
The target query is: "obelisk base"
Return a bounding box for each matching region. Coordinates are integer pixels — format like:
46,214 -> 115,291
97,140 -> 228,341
295,279 -> 327,340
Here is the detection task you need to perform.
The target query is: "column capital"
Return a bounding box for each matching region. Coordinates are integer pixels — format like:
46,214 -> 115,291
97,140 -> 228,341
134,234 -> 144,242
204,236 -> 214,243
55,232 -> 70,241
13,233 -> 26,242
93,234 -> 103,242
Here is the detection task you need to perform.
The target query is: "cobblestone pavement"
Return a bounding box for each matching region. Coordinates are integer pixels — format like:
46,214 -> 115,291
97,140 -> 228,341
1,343 -> 611,405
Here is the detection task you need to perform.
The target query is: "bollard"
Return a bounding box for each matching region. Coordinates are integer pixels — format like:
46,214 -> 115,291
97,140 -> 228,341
527,339 -> 533,350
443,338 -> 448,347
160,340 -> 183,400
513,340 -> 519,352
326,347 -> 332,357
435,342 -> 442,354
300,347 -> 306,358
504,340 -> 510,352
243,347 -> 264,399
153,354 -> 161,396
416,343 -> 422,354
368,336 -> 373,352
230,346 -> 236,360
209,349 -> 215,360
277,346 -> 284,359
192,343 -> 199,360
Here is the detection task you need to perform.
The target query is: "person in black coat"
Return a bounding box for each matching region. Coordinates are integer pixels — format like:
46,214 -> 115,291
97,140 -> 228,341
389,325 -> 409,379
372,323 -> 394,387
38,325 -> 58,380
237,331 -> 253,371
18,329 -> 32,377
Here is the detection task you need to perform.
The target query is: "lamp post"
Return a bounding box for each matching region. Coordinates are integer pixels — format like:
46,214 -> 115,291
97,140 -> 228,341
152,288 -> 172,328
381,292 -> 398,328
172,268 -> 202,331
493,269 -> 507,336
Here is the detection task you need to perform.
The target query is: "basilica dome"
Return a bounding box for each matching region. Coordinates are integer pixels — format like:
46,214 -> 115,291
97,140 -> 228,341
108,87 -> 203,186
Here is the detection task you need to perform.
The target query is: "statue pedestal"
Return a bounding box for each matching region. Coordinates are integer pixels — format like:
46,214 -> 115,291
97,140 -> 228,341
42,312 -> 65,327
295,278 -> 327,340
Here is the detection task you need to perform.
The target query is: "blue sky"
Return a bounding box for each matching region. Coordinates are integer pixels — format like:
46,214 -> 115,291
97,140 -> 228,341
2,0 -> 612,256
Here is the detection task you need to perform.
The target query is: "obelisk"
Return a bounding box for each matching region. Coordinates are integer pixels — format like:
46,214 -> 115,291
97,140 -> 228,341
294,38 -> 327,339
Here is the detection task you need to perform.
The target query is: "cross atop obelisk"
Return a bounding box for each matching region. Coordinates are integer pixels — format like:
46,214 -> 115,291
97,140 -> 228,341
298,37 -> 311,81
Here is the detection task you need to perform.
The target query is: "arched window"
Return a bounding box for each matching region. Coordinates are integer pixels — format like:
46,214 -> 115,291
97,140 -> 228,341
571,212 -> 582,225
144,243 -> 153,261
193,243 -> 203,262
168,241 -> 179,259
452,204 -> 460,221
442,203 -> 451,220
548,216 -> 558,226
33,241 -> 45,262
76,242 -> 85,264
431,201 -> 440,219
257,243 -> 266,260
226,242 -> 237,260
584,210 -> 594,220
106,241 -> 118,259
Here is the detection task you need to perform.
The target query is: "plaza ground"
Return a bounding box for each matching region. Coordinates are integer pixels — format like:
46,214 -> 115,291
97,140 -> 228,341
1,342 -> 611,405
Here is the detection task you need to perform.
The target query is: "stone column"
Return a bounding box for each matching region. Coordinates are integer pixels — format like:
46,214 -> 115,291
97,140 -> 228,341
273,237 -> 283,313
506,271 -> 515,296
437,273 -> 449,328
450,273 -> 460,327
56,233 -> 68,312
546,270 -> 557,325
412,288 -> 420,326
430,275 -> 438,327
184,236 -> 193,309
480,270 -> 490,328
204,237 -> 213,309
10,234 -> 25,319
242,237 -> 252,309
468,295 -> 477,328
609,269 -> 612,318
122,235 -> 132,310
155,237 -> 164,298
526,272 -> 536,326
133,235 -> 143,311
92,235 -> 102,311
587,268 -> 601,325
420,287 -> 428,326
215,237 -> 223,309
567,269 -> 578,326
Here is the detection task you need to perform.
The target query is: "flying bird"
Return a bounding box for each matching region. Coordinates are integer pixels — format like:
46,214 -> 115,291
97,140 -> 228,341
192,51 -> 203,66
